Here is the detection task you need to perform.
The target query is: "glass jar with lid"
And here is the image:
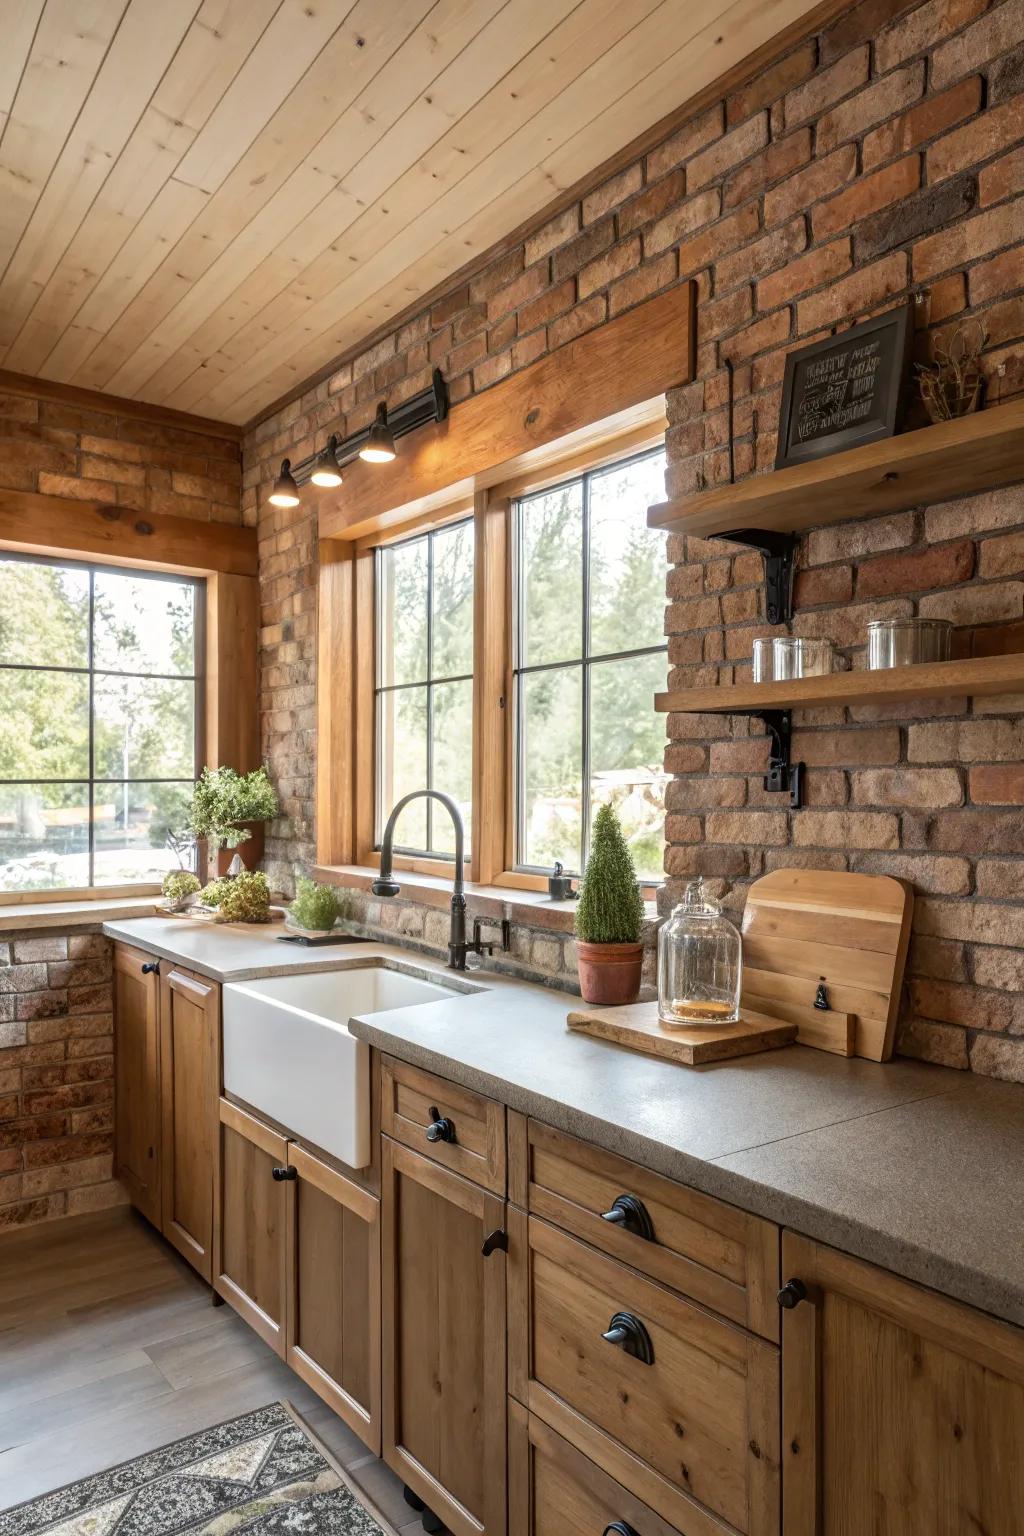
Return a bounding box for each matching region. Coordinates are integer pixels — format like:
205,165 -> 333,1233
657,877 -> 742,1028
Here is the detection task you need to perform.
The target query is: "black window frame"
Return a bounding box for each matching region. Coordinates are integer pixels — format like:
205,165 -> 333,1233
0,551 -> 205,894
511,444 -> 668,882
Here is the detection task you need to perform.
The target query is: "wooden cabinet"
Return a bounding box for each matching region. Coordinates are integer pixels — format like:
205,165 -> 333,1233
781,1232 -> 1024,1535
382,1136 -> 507,1536
382,1055 -> 505,1193
214,1098 -> 289,1355
286,1141 -> 381,1454
160,966 -> 218,1281
113,943 -> 162,1227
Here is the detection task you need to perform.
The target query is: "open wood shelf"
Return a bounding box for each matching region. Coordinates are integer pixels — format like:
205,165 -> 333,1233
647,398 -> 1024,539
655,653 -> 1024,714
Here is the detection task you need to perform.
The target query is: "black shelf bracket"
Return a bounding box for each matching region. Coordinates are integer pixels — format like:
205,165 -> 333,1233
713,528 -> 799,625
735,709 -> 804,809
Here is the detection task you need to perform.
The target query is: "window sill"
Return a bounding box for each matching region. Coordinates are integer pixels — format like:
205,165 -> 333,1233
315,864 -> 657,935
0,895 -> 160,933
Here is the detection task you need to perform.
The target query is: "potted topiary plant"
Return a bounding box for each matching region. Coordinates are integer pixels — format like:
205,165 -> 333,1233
187,766 -> 278,877
574,803 -> 646,1006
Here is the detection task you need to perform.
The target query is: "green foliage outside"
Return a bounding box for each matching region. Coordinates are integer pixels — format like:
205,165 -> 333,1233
214,870 -> 271,924
162,870 -> 201,902
187,766 -> 279,851
575,803 -> 645,946
290,877 -> 348,931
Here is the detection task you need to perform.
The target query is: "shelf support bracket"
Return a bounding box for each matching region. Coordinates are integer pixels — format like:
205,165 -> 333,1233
734,709 -> 804,809
714,529 -> 799,625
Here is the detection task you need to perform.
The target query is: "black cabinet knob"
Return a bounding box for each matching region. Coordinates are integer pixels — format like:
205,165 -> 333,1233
271,1166 -> 297,1182
778,1278 -> 809,1310
425,1106 -> 456,1144
600,1193 -> 655,1242
601,1311 -> 654,1365
481,1228 -> 508,1258
141,961 -> 160,975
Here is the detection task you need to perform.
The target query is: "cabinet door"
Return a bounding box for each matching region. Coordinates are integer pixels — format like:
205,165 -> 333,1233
113,944 -> 161,1226
781,1232 -> 1024,1535
286,1141 -> 382,1455
160,966 -> 218,1280
382,1137 -> 507,1536
214,1098 -> 289,1355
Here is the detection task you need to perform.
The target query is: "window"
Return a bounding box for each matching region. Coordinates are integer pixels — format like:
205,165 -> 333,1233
513,448 -> 668,881
0,556 -> 201,894
375,519 -> 475,857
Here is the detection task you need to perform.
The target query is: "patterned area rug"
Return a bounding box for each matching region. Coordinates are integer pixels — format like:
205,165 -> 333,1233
0,1403 -> 396,1536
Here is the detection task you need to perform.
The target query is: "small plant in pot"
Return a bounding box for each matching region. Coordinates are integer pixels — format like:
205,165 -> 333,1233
161,869 -> 201,912
187,766 -> 278,877
288,877 -> 350,934
574,803 -> 646,1006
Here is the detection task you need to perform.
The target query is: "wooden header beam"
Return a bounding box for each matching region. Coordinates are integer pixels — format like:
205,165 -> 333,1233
0,368 -> 242,443
318,282 -> 695,544
0,490 -> 257,578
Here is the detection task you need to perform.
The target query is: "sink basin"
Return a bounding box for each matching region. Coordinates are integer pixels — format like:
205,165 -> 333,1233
222,965 -> 457,1168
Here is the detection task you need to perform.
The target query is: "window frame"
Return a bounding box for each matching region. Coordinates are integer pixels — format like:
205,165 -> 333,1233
338,422 -> 667,895
0,551 -> 206,901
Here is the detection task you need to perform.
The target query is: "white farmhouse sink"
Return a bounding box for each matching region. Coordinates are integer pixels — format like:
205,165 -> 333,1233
222,965 -> 456,1169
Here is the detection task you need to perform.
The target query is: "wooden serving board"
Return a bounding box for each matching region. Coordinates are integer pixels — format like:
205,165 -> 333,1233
567,1001 -> 797,1065
739,869 -> 914,1062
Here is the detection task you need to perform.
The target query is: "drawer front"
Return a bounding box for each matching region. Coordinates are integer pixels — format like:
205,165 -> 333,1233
508,1401 -> 720,1536
381,1056 -> 505,1193
518,1119 -> 779,1341
510,1212 -> 779,1536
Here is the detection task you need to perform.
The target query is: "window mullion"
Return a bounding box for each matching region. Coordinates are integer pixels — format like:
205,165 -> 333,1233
581,468 -> 592,874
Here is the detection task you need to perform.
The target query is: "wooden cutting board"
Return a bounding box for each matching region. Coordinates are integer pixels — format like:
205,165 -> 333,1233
739,869 -> 914,1062
567,1001 -> 797,1065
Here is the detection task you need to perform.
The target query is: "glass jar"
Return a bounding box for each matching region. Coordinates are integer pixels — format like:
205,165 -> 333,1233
657,877 -> 742,1028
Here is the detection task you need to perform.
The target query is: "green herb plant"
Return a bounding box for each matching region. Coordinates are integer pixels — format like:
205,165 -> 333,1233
187,766 -> 279,852
162,870 -> 201,904
214,870 -> 271,924
575,802 -> 645,945
290,877 -> 348,932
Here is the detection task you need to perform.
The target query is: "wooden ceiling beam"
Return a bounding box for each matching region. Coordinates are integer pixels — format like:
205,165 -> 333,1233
0,369 -> 241,443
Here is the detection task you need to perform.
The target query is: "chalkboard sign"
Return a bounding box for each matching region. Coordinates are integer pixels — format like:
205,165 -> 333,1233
775,305 -> 912,470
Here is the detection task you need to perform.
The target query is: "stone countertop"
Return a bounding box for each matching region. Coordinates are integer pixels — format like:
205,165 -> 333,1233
104,916 -> 1024,1329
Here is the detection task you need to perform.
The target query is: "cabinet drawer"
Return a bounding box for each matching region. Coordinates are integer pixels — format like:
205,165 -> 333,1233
516,1119 -> 779,1340
509,1401 -> 722,1536
381,1056 -> 505,1193
509,1211 -> 779,1536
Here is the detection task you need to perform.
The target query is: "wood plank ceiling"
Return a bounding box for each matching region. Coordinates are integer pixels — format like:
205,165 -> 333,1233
0,0 -> 823,426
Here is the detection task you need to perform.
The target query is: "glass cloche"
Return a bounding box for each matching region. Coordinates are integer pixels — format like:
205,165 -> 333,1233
658,877 -> 742,1027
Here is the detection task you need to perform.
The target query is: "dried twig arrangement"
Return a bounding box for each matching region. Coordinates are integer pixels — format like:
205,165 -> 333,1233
916,318 -> 987,423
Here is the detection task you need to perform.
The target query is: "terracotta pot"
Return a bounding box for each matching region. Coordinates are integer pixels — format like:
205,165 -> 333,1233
213,823 -> 265,878
575,940 -> 644,1007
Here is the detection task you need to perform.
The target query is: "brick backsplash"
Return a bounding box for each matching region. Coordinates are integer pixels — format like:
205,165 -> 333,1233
0,931 -> 122,1230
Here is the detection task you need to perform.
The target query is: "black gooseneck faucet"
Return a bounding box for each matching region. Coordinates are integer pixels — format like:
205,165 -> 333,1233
371,790 -> 509,972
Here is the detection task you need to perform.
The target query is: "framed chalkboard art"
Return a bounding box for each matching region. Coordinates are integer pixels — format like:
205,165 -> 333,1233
775,304 -> 913,470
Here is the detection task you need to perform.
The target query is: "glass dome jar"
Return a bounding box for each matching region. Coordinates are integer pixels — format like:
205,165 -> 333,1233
658,877 -> 742,1028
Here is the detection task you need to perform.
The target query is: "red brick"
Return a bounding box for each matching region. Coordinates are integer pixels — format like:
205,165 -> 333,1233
486,264 -> 549,323
792,811 -> 899,848
797,252 -> 908,332
979,531 -> 1024,579
794,564 -> 854,605
818,63 -> 926,155
793,728 -> 900,766
931,0 -> 1024,89
978,293 -> 1024,350
608,252 -> 677,316
548,295 -> 607,349
928,96 -> 1024,185
814,157 -> 921,240
819,0 -> 917,64
970,764 -> 1024,803
721,308 -> 792,363
876,0 -> 987,73
647,105 -> 724,180
763,145 -> 858,225
727,41 -> 817,125
673,202 -> 759,278
472,352 -> 512,391
646,188 -> 721,257
705,810 -> 789,845
687,114 -> 769,192
784,46 -> 869,128
723,129 -> 812,210
979,146 -> 1024,206
929,810 -> 1023,853
551,219 -> 614,282
516,279 -> 575,335
863,77 -> 983,170
856,538 -> 975,598
851,767 -> 963,808
716,218 -> 805,293
757,238 -> 853,312
926,271 -> 967,322
897,1019 -> 969,1069
618,171 -> 685,237
583,163 -> 642,225
578,237 -> 642,299
524,206 -> 579,264
430,285 -> 471,327
468,251 -> 523,304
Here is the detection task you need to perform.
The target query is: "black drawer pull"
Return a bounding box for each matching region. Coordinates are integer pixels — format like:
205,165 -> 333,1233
425,1105 -> 456,1144
601,1311 -> 654,1365
271,1166 -> 297,1182
778,1278 -> 809,1310
600,1193 -> 655,1242
604,1524 -> 639,1536
481,1228 -> 508,1258
141,960 -> 160,975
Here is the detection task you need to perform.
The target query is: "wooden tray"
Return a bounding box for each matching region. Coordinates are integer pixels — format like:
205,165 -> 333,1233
567,1002 -> 796,1065
739,869 -> 914,1061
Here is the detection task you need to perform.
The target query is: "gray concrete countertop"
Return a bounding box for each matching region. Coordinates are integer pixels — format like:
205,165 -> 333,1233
104,916 -> 1024,1329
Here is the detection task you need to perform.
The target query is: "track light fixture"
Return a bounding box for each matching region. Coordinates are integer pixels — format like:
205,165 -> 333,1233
272,369 -> 448,502
310,434 -> 343,488
269,459 -> 300,507
359,403 -> 396,464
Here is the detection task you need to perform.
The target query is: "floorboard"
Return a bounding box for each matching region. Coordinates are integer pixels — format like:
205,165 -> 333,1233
0,1207 -> 422,1529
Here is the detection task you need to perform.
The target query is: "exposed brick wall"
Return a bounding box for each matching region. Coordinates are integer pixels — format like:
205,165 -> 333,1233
0,385 -> 242,523
0,932 -> 122,1229
245,0 -> 1024,1074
